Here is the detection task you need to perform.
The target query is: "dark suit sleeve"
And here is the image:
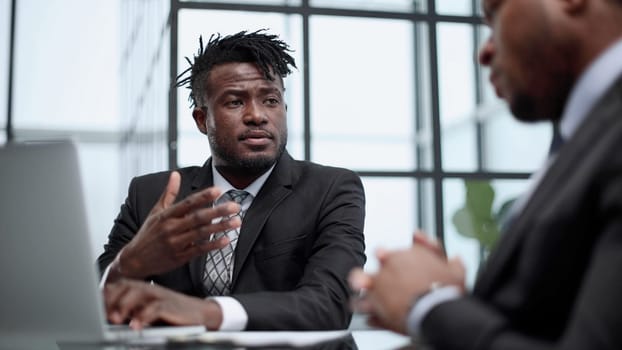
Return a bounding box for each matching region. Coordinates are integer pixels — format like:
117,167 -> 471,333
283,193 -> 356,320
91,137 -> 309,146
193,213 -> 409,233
96,175 -> 163,275
234,169 -> 366,330
421,179 -> 622,350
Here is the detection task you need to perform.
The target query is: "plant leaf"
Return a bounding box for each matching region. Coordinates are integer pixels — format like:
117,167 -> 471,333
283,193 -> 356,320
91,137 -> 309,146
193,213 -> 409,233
452,207 -> 476,238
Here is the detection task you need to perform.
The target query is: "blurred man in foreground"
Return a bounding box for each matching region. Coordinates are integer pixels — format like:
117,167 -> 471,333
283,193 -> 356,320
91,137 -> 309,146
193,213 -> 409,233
350,0 -> 622,348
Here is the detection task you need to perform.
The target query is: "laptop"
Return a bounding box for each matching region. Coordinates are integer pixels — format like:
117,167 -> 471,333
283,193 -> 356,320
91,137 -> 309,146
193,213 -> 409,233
0,141 -> 204,348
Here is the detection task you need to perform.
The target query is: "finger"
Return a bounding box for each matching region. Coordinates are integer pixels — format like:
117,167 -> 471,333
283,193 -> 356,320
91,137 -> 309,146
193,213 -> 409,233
412,230 -> 439,249
115,282 -> 157,323
150,172 -> 181,216
168,214 -> 241,252
350,293 -> 374,314
413,230 -> 445,257
174,202 -> 241,237
161,186 -> 223,220
131,302 -> 163,329
194,234 -> 230,251
104,280 -> 133,324
448,256 -> 465,274
448,256 -> 466,287
129,285 -> 196,329
134,297 -> 201,328
136,203 -> 241,260
348,268 -> 372,291
129,318 -> 148,330
412,229 -> 430,245
162,171 -> 181,209
177,235 -> 230,261
375,248 -> 390,264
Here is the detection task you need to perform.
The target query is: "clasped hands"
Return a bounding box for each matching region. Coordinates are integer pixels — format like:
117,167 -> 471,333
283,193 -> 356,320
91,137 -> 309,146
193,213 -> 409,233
349,231 -> 466,334
103,171 -> 239,329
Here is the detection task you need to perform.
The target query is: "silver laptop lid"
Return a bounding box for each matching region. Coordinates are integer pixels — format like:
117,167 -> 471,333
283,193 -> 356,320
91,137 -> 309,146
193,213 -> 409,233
0,141 -> 108,345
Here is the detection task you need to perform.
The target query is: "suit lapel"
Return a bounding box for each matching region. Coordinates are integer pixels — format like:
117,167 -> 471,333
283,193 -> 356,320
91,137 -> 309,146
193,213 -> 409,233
187,159 -> 215,292
230,152 -> 294,288
475,77 -> 622,295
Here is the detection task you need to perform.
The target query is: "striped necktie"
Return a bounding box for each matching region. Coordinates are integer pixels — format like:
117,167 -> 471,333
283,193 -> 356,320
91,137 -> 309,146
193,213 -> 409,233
203,189 -> 250,296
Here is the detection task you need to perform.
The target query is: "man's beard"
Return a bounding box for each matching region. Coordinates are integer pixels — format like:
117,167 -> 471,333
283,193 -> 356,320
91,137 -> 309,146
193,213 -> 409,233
510,86 -> 569,124
508,58 -> 572,124
208,131 -> 287,176
509,34 -> 573,124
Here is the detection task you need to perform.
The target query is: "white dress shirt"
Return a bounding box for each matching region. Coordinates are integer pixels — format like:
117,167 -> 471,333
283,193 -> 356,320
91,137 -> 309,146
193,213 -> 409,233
406,37 -> 622,339
208,162 -> 274,330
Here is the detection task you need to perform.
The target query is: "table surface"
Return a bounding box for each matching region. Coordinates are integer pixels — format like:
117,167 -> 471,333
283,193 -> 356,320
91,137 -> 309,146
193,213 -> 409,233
2,316 -> 423,350
3,330 -> 416,350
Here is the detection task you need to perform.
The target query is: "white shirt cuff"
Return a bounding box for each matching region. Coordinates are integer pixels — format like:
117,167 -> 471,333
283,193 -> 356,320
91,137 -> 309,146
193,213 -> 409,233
406,285 -> 461,338
209,296 -> 248,331
99,264 -> 112,289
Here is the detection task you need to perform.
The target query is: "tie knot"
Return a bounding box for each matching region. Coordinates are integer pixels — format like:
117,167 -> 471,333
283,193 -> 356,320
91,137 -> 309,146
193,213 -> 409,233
224,189 -> 250,204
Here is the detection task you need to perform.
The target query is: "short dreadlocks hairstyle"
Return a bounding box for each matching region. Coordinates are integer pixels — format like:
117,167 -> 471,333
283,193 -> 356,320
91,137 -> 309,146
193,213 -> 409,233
175,29 -> 297,107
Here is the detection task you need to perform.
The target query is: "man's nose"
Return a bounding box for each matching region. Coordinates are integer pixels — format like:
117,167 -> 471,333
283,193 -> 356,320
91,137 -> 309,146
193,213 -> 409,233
244,101 -> 268,124
478,36 -> 494,66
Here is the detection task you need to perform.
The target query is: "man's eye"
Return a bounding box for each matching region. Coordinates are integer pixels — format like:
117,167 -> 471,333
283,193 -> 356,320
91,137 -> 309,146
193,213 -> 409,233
265,98 -> 280,105
226,100 -> 243,107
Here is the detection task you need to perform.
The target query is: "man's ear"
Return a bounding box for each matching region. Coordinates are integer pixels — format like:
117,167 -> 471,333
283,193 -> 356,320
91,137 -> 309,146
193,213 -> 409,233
192,107 -> 208,135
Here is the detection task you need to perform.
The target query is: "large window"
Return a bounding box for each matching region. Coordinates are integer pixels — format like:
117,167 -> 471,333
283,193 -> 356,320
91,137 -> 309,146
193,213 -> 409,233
309,16 -> 422,172
1,0 -> 11,144
4,0 -> 122,256
2,0 -> 553,285
166,1 -> 552,282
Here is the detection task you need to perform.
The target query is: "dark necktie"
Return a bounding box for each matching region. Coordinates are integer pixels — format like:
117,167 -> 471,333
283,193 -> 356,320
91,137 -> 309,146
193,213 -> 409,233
203,189 -> 250,296
500,122 -> 565,232
549,122 -> 565,156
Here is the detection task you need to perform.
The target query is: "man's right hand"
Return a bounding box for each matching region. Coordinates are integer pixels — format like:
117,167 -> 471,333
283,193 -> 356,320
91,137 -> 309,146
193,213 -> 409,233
104,279 -> 223,330
105,171 -> 242,283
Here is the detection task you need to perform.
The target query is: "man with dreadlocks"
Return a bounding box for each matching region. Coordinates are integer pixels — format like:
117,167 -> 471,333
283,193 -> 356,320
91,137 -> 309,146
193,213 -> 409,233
98,30 -> 366,331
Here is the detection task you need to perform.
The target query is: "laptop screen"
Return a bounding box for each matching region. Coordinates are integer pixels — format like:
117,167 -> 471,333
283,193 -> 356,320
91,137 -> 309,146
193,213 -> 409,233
0,141 -> 108,343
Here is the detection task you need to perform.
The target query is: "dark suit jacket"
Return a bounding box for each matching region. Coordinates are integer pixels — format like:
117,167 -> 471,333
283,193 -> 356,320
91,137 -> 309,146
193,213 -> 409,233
421,77 -> 622,349
97,151 -> 366,330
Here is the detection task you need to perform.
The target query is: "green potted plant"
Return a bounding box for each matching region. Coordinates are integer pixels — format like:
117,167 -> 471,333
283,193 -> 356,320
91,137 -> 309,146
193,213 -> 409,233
451,180 -> 516,263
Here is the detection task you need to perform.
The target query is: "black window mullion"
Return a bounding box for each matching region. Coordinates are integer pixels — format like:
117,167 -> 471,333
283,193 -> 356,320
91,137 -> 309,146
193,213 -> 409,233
168,0 -> 180,169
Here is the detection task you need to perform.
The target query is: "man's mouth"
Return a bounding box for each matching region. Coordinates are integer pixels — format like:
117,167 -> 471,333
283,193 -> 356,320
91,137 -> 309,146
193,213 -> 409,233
239,130 -> 273,146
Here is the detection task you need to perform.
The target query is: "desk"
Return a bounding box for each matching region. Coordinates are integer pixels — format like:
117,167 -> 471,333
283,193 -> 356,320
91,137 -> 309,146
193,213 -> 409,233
3,315 -> 419,350
3,330 -> 413,350
352,330 -> 414,349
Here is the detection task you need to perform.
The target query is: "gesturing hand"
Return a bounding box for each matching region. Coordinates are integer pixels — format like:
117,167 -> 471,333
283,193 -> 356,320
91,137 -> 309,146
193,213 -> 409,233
104,279 -> 223,330
107,171 -> 242,282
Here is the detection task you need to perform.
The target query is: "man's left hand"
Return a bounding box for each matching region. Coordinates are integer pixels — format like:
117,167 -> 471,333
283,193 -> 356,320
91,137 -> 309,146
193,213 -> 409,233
349,236 -> 465,334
